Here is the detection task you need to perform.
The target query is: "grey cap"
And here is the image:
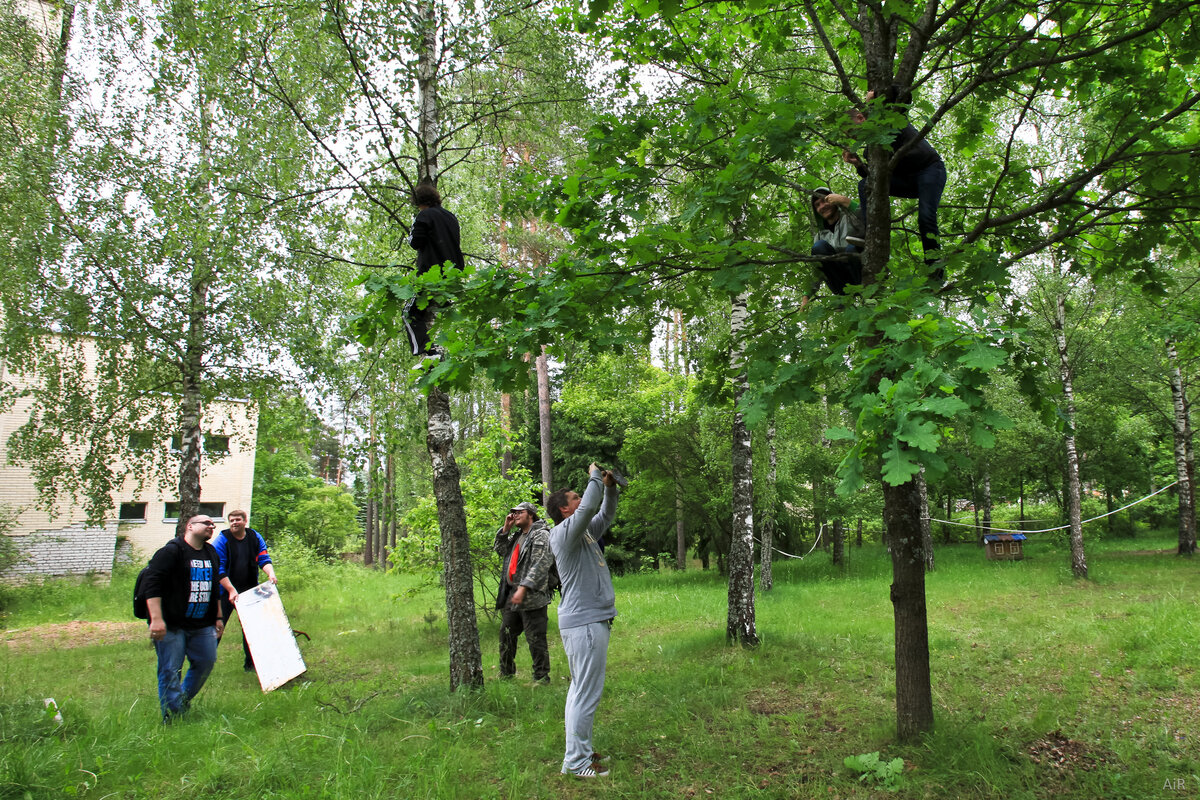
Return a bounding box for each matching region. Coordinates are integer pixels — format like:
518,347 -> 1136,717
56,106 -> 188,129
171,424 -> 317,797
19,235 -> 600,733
510,501 -> 539,520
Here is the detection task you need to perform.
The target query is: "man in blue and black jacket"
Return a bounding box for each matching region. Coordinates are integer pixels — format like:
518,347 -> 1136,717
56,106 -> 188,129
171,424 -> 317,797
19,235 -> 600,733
214,510 -> 276,673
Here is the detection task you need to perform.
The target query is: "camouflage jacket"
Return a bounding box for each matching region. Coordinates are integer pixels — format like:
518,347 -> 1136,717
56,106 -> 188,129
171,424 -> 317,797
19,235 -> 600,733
493,519 -> 553,611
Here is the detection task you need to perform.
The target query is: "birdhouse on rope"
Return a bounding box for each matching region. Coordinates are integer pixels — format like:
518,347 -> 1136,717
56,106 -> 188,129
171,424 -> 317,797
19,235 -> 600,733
983,533 -> 1026,561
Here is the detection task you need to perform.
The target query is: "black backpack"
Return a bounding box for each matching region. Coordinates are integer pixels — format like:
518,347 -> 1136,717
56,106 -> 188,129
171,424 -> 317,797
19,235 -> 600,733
132,539 -> 182,619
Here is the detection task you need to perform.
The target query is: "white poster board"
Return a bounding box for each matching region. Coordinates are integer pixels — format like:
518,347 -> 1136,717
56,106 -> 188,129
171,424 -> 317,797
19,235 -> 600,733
237,582 -> 307,692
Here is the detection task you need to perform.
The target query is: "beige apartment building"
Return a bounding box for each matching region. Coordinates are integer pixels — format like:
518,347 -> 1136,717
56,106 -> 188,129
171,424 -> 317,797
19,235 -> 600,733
1,336 -> 258,578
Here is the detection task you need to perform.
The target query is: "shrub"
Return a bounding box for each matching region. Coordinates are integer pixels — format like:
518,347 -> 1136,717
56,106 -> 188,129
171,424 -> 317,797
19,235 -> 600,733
282,485 -> 359,560
269,533 -> 346,590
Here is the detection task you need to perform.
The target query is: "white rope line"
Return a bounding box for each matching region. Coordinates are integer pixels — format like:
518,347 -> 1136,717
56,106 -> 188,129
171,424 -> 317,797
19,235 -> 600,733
754,523 -> 826,560
927,480 -> 1180,535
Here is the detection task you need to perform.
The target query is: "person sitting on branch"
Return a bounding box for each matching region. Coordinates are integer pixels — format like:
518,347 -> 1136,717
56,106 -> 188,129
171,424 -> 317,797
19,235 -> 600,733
843,85 -> 947,279
810,186 -> 865,296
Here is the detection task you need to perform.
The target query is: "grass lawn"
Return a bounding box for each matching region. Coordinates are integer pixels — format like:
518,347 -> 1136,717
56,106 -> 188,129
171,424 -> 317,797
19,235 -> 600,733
1,532 -> 1197,799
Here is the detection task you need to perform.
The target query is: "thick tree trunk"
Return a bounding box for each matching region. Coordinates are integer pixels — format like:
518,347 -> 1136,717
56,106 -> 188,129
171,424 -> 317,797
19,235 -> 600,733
175,90 -> 212,537
832,518 -> 845,566
1055,294 -> 1087,578
415,0 -> 481,689
175,366 -> 204,537
427,385 -> 484,690
727,290 -> 758,646
883,480 -> 934,741
760,418 -> 776,591
536,346 -> 552,503
1167,339 -> 1197,555
917,468 -> 934,572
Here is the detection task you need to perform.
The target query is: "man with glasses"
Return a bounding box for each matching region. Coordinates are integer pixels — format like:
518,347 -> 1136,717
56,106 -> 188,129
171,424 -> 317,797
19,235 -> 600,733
142,515 -> 226,722
492,501 -> 554,683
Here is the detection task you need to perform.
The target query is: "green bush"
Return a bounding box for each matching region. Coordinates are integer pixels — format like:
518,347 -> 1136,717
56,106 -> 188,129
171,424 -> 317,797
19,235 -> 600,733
269,533 -> 347,590
282,485 -> 359,560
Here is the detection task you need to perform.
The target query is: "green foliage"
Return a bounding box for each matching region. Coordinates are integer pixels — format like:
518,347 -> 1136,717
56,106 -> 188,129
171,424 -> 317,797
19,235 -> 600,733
252,445 -> 324,539
395,420 -> 542,608
0,503 -> 22,575
843,751 -> 906,792
268,532 -> 348,589
0,539 -> 1195,798
283,486 -> 359,561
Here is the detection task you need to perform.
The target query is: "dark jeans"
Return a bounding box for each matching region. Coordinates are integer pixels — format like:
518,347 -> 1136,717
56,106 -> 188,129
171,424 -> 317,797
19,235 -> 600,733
811,240 -> 862,296
857,159 -> 947,262
220,596 -> 254,670
154,625 -> 217,719
403,298 -> 439,356
499,604 -> 550,681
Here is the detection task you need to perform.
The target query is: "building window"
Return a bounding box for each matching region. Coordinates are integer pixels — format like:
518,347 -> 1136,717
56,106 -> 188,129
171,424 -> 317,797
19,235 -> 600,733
128,431 -> 155,451
204,434 -> 230,454
119,502 -> 147,521
164,502 -> 226,521
170,434 -> 230,454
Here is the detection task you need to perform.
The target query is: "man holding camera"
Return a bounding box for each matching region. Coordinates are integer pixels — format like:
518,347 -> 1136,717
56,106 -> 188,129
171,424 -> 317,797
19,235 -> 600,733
547,464 -> 620,778
492,501 -> 554,683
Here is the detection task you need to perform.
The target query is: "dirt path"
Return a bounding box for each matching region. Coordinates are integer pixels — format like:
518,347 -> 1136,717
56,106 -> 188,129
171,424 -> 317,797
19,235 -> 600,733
3,620 -> 146,653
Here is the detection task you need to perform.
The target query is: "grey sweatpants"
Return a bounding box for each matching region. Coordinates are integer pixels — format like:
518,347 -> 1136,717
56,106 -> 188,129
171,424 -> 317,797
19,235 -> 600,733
559,620 -> 611,774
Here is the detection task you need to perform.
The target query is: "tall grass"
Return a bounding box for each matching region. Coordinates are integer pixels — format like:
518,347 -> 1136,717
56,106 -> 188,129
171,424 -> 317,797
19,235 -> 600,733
1,533 -> 1196,799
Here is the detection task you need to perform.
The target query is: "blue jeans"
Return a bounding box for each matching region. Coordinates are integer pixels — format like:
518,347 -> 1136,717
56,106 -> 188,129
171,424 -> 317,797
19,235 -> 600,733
858,159 -> 947,260
560,621 -> 611,774
154,625 -> 218,719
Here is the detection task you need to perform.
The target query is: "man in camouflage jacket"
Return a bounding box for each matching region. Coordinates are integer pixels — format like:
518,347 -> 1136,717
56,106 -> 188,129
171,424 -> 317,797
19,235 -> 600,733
493,500 -> 554,682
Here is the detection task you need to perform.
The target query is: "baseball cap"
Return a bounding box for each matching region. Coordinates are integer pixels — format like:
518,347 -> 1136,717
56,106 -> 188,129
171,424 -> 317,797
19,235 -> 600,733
510,501 -> 539,519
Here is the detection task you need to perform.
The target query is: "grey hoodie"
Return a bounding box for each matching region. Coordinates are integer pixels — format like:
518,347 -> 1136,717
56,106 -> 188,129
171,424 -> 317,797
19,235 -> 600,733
550,469 -> 619,630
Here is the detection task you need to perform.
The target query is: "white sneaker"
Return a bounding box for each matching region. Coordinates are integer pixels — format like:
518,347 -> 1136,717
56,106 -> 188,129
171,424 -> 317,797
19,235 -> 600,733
571,765 -> 609,778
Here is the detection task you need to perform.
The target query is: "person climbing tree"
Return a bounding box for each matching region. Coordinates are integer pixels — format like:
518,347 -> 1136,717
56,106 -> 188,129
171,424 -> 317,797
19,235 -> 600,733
404,181 -> 465,356
843,86 -> 947,279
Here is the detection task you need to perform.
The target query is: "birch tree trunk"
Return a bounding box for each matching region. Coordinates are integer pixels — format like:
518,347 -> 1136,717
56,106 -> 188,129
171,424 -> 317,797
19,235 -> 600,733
174,81 -> 213,536
426,386 -> 483,689
1054,294 -> 1088,578
980,459 -> 993,535
917,468 -> 934,572
1167,339 -> 1197,555
415,0 -> 482,690
760,418 -> 776,591
727,289 -> 758,646
364,406 -> 376,566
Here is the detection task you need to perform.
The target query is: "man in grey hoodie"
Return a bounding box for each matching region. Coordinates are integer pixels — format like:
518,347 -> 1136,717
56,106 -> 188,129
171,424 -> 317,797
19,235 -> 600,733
547,464 -> 619,778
